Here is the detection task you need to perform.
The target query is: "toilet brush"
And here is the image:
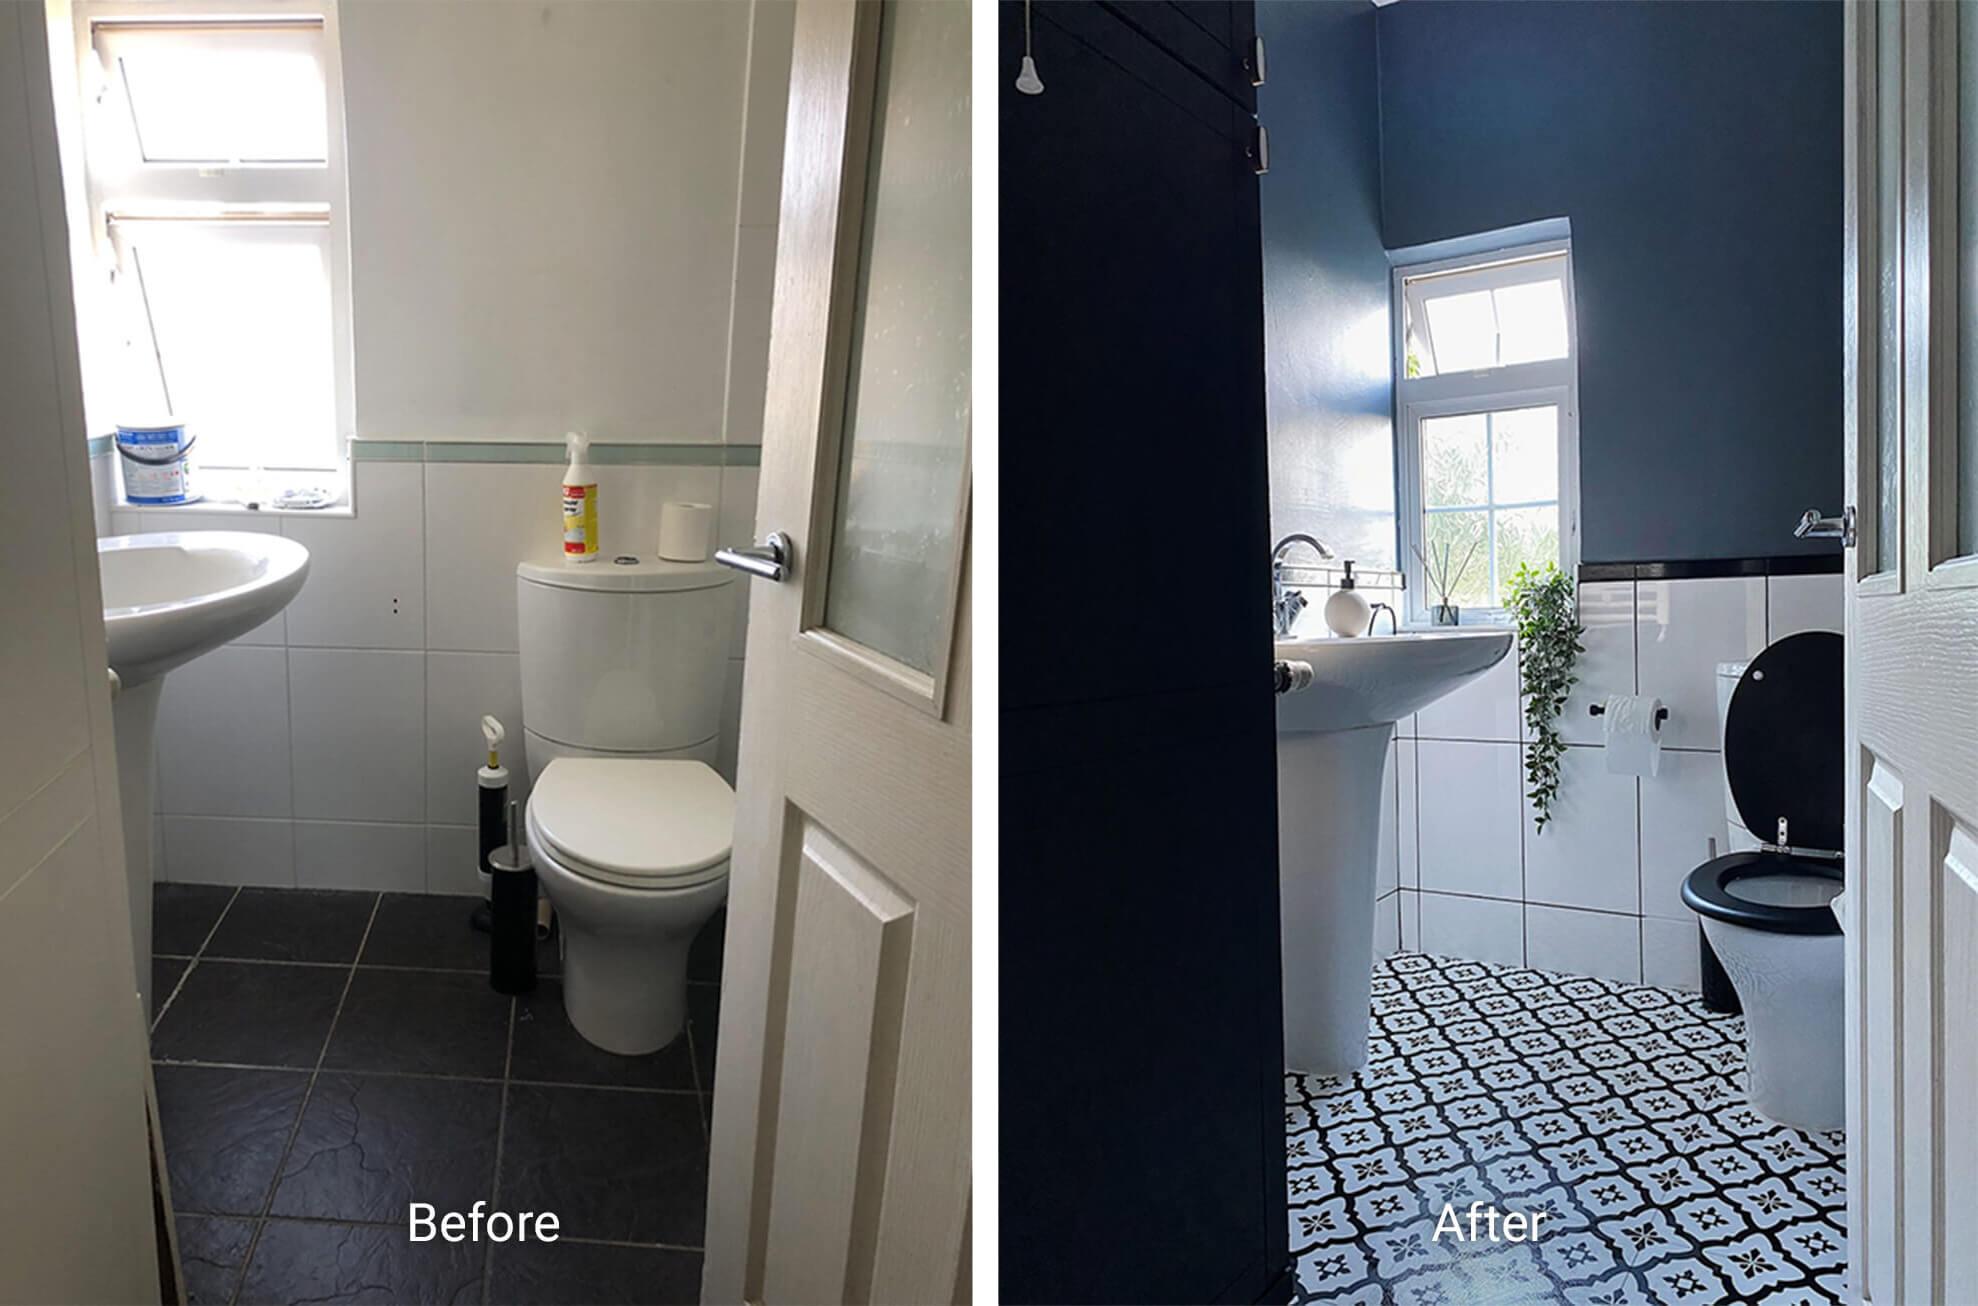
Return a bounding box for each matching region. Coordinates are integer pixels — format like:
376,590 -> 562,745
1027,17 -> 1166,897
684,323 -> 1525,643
472,716 -> 509,934
489,798 -> 537,994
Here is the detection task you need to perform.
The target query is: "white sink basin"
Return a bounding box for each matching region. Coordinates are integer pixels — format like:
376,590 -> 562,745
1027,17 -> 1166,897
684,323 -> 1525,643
1275,628 -> 1514,734
98,530 -> 309,1017
101,530 -> 310,684
1273,627 -> 1513,1075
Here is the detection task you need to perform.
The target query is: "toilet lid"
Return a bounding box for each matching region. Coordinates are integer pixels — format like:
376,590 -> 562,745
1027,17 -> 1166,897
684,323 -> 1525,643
1723,631 -> 1843,852
529,759 -> 734,885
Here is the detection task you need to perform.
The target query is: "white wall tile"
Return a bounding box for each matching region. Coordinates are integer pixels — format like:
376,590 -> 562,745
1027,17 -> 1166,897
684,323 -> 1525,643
425,652 -> 527,827
737,2 -> 794,228
1768,573 -> 1844,641
289,649 -> 426,822
283,462 -> 426,649
1642,916 -> 1703,991
1396,739 -> 1418,888
425,824 -> 484,897
1418,892 -> 1523,967
1522,746 -> 1639,914
1376,739 -> 1399,898
596,464 -> 724,561
1636,577 -> 1765,750
1639,748 -> 1729,920
719,464 -> 760,655
160,816 -> 294,887
1398,889 -> 1420,951
155,645 -> 292,817
1373,891 -> 1399,962
1525,904 -> 1641,984
89,452 -> 115,535
138,511 -> 289,644
295,820 -> 425,892
424,463 -> 563,653
1559,581 -> 1636,746
1415,643 -> 1521,742
1416,740 -> 1522,900
108,509 -> 141,537
715,658 -> 746,784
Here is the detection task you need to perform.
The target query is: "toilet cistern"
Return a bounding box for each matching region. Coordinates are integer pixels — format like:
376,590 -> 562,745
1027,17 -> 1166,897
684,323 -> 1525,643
1270,532 -> 1335,636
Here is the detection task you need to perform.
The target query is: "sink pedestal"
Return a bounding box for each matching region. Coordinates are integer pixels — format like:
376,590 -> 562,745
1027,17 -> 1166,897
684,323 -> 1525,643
112,678 -> 164,1019
1277,721 -> 1392,1075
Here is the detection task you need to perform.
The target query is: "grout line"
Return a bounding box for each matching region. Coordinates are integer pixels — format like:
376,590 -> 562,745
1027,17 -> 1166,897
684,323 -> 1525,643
178,1207 -> 706,1253
152,886 -> 242,1032
480,995 -> 517,1306
685,1002 -> 709,1138
226,892 -> 382,1306
149,1056 -> 700,1096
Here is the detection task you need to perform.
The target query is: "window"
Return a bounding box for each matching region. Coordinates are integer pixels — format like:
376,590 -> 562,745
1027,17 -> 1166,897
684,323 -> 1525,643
71,3 -> 351,487
1394,241 -> 1579,621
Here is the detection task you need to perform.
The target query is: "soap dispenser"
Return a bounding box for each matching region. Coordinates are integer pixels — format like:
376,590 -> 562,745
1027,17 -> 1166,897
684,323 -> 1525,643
1323,561 -> 1373,637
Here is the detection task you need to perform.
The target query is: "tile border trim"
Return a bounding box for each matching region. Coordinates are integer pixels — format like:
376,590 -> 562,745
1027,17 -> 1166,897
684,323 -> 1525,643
350,440 -> 761,467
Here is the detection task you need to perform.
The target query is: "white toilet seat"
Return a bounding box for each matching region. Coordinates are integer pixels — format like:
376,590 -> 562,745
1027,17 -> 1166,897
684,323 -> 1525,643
527,757 -> 734,890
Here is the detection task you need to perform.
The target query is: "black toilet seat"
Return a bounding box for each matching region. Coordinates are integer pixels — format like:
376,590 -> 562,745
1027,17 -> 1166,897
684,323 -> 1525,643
1682,851 -> 1844,936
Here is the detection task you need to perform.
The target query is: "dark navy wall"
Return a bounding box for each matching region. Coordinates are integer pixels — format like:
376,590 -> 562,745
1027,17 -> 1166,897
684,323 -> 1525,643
1258,0 -> 1395,568
1375,1 -> 1844,565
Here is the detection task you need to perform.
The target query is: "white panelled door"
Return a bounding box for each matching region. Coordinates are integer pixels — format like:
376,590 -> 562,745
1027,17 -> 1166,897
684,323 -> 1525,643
1842,3 -> 1978,1301
701,2 -> 971,1303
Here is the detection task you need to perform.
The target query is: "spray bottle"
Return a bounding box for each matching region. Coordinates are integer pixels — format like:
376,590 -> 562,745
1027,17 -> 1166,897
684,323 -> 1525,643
561,431 -> 599,562
471,716 -> 508,934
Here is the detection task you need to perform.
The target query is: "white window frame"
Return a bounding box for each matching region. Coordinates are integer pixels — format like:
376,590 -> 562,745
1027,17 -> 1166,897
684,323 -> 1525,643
1392,237 -> 1581,625
69,0 -> 353,494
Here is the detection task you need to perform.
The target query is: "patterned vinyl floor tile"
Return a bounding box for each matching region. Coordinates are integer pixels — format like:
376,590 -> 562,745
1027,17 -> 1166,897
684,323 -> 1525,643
1288,953 -> 1847,1306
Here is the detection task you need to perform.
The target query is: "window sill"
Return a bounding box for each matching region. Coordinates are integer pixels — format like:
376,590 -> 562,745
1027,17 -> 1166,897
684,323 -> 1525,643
118,496 -> 354,520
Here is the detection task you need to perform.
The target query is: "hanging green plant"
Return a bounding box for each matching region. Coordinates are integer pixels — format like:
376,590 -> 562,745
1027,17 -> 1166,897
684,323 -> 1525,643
1506,562 -> 1585,833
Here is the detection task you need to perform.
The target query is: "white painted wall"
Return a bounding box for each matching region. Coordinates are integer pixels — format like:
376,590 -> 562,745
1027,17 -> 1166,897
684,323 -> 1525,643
98,0 -> 795,893
1371,571 -> 1845,990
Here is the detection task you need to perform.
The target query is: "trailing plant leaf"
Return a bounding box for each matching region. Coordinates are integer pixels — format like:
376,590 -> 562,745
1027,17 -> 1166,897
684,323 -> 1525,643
1506,562 -> 1584,833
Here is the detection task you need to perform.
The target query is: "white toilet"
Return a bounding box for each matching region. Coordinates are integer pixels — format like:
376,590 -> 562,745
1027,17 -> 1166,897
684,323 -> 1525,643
1681,631 -> 1845,1132
515,556 -> 736,1056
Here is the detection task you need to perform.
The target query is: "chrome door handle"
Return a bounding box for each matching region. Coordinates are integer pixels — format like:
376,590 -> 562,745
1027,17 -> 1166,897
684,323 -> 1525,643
1794,506 -> 1856,547
715,531 -> 792,581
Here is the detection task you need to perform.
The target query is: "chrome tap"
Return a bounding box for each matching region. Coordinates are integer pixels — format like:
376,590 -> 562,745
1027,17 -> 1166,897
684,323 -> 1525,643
1270,533 -> 1335,636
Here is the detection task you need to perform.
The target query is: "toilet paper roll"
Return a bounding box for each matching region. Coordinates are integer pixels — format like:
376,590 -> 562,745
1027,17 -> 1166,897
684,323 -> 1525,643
657,501 -> 716,562
1602,694 -> 1664,777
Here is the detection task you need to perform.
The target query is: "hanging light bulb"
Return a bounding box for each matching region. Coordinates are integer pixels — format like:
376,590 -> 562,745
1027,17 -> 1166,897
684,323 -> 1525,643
1015,0 -> 1044,95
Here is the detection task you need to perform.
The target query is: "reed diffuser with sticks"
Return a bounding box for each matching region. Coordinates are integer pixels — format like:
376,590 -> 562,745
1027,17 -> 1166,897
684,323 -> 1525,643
1414,535 -> 1482,626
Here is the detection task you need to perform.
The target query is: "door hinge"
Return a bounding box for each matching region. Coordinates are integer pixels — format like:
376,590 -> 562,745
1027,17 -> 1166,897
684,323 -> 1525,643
1247,35 -> 1267,87
1249,124 -> 1270,176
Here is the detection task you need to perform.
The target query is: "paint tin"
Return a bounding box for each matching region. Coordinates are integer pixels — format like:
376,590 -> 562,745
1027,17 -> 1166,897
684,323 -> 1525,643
115,420 -> 201,505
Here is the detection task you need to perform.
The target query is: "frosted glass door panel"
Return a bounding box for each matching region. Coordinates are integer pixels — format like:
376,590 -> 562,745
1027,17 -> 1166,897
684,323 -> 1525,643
820,0 -> 971,677
1960,0 -> 1978,555
1874,0 -> 1902,573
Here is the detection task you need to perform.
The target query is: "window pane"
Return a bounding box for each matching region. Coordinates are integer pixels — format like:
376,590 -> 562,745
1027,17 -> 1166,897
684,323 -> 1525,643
1423,510 -> 1490,609
124,225 -> 338,470
1490,405 -> 1559,503
1422,289 -> 1496,372
1496,505 -> 1561,596
1421,412 -> 1488,507
1491,279 -> 1568,365
111,32 -> 327,163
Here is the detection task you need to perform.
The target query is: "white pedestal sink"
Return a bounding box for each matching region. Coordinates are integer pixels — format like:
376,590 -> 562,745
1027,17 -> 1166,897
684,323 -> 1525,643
1276,629 -> 1512,1074
99,531 -> 309,1014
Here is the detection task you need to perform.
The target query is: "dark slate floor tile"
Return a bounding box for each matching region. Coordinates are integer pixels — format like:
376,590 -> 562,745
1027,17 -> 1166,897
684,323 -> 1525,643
153,957 -> 188,1010
237,1219 -> 481,1306
508,981 -> 696,1090
270,1072 -> 501,1223
360,892 -> 562,975
175,1215 -> 256,1306
489,1240 -> 703,1306
498,1083 -> 708,1246
154,1065 -> 310,1216
151,962 -> 347,1068
688,908 -> 725,983
205,888 -> 377,964
688,983 -> 720,1088
322,970 -> 511,1077
153,883 -> 237,955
